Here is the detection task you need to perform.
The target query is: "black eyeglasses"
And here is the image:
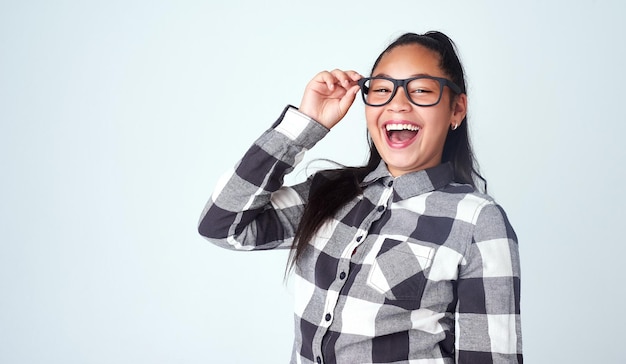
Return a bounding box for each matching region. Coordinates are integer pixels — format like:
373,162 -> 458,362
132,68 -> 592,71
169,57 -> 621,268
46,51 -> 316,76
357,76 -> 463,107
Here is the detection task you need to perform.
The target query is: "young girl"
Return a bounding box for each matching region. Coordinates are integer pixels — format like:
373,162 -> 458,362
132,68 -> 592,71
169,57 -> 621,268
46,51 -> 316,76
199,31 -> 522,364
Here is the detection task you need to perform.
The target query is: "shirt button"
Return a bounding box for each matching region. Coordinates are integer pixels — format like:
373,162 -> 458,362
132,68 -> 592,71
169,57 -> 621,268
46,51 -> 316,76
325,313 -> 332,321
356,235 -> 363,242
339,272 -> 346,280
387,180 -> 394,187
316,356 -> 322,364
377,205 -> 385,212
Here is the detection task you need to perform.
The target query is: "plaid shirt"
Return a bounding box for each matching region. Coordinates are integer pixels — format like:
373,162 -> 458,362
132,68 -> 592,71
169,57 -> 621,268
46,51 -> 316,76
199,106 -> 522,364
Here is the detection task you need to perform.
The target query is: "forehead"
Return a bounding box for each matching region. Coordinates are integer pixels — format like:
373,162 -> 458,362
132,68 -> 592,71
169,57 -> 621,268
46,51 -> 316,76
373,44 -> 443,77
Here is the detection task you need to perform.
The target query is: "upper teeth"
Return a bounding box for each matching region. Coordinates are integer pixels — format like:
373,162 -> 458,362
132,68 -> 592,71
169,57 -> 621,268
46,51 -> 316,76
386,124 -> 420,131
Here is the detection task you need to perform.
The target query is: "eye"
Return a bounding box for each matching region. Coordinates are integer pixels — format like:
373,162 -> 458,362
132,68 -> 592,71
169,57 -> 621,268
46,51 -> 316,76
410,87 -> 432,94
408,78 -> 439,95
368,79 -> 394,94
373,87 -> 392,93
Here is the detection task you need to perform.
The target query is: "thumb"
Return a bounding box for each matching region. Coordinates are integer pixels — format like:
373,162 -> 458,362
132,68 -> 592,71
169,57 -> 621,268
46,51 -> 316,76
338,85 -> 360,116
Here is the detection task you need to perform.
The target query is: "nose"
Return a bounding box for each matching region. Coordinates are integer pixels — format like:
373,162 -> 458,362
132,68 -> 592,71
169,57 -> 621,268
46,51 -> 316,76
386,86 -> 411,112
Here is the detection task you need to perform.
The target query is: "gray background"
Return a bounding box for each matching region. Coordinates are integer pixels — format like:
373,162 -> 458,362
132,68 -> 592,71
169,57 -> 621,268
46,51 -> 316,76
2,0 -> 625,363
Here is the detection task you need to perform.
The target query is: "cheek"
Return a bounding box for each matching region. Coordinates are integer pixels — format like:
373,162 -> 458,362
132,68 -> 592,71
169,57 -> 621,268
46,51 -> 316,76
424,107 -> 454,127
365,108 -> 379,132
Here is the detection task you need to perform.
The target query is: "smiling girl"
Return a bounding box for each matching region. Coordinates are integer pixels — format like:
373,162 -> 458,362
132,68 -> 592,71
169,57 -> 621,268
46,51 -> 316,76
199,31 -> 522,364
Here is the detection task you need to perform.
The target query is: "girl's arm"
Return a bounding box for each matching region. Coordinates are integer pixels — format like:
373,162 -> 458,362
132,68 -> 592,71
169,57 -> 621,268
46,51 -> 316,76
455,202 -> 523,363
198,69 -> 361,251
198,106 -> 328,250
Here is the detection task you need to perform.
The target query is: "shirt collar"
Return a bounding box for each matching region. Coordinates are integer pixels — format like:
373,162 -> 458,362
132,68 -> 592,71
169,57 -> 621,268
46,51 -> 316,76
361,160 -> 455,200
361,160 -> 391,185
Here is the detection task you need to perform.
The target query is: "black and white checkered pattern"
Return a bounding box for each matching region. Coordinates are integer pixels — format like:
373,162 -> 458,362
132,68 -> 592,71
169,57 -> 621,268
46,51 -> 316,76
199,106 -> 522,364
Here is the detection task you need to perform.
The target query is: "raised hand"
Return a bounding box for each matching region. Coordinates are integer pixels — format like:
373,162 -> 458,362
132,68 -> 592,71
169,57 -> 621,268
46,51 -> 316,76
298,69 -> 362,129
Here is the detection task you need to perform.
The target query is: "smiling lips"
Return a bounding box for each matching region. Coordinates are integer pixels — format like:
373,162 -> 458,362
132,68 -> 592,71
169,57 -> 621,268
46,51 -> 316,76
384,122 -> 420,148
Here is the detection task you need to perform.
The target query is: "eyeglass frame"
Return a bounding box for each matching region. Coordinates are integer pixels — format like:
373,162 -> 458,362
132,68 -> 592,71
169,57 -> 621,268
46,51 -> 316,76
357,75 -> 463,107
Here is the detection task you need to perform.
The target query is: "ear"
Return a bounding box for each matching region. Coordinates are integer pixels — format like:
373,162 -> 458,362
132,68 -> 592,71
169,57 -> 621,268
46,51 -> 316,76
450,93 -> 467,128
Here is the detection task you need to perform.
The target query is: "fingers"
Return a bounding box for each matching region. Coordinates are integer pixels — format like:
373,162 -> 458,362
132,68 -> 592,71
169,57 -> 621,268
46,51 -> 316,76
326,70 -> 361,119
324,69 -> 362,91
299,69 -> 363,129
338,84 -> 361,116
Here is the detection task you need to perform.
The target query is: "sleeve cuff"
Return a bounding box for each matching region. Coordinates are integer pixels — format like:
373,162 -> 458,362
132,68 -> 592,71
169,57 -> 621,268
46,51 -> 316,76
274,105 -> 329,149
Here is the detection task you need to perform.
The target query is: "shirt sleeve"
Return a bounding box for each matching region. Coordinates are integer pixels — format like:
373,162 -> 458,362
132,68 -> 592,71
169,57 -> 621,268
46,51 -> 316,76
455,202 -> 523,363
197,105 -> 329,251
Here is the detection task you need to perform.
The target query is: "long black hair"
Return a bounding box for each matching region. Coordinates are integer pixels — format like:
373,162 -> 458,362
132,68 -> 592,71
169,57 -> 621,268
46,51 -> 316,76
288,31 -> 486,270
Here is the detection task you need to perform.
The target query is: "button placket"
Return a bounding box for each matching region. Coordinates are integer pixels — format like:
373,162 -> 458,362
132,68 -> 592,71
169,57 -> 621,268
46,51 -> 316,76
374,178 -> 394,216
376,180 -> 393,212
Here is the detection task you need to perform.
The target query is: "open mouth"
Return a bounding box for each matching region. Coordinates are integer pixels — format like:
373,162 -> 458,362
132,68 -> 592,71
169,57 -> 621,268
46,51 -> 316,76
385,123 -> 420,145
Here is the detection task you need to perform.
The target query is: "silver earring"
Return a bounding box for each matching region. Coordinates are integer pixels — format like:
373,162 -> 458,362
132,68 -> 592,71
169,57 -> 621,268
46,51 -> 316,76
451,124 -> 458,131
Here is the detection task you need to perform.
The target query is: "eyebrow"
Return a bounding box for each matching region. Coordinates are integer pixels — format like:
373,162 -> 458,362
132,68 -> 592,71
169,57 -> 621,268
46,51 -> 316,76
373,72 -> 434,78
